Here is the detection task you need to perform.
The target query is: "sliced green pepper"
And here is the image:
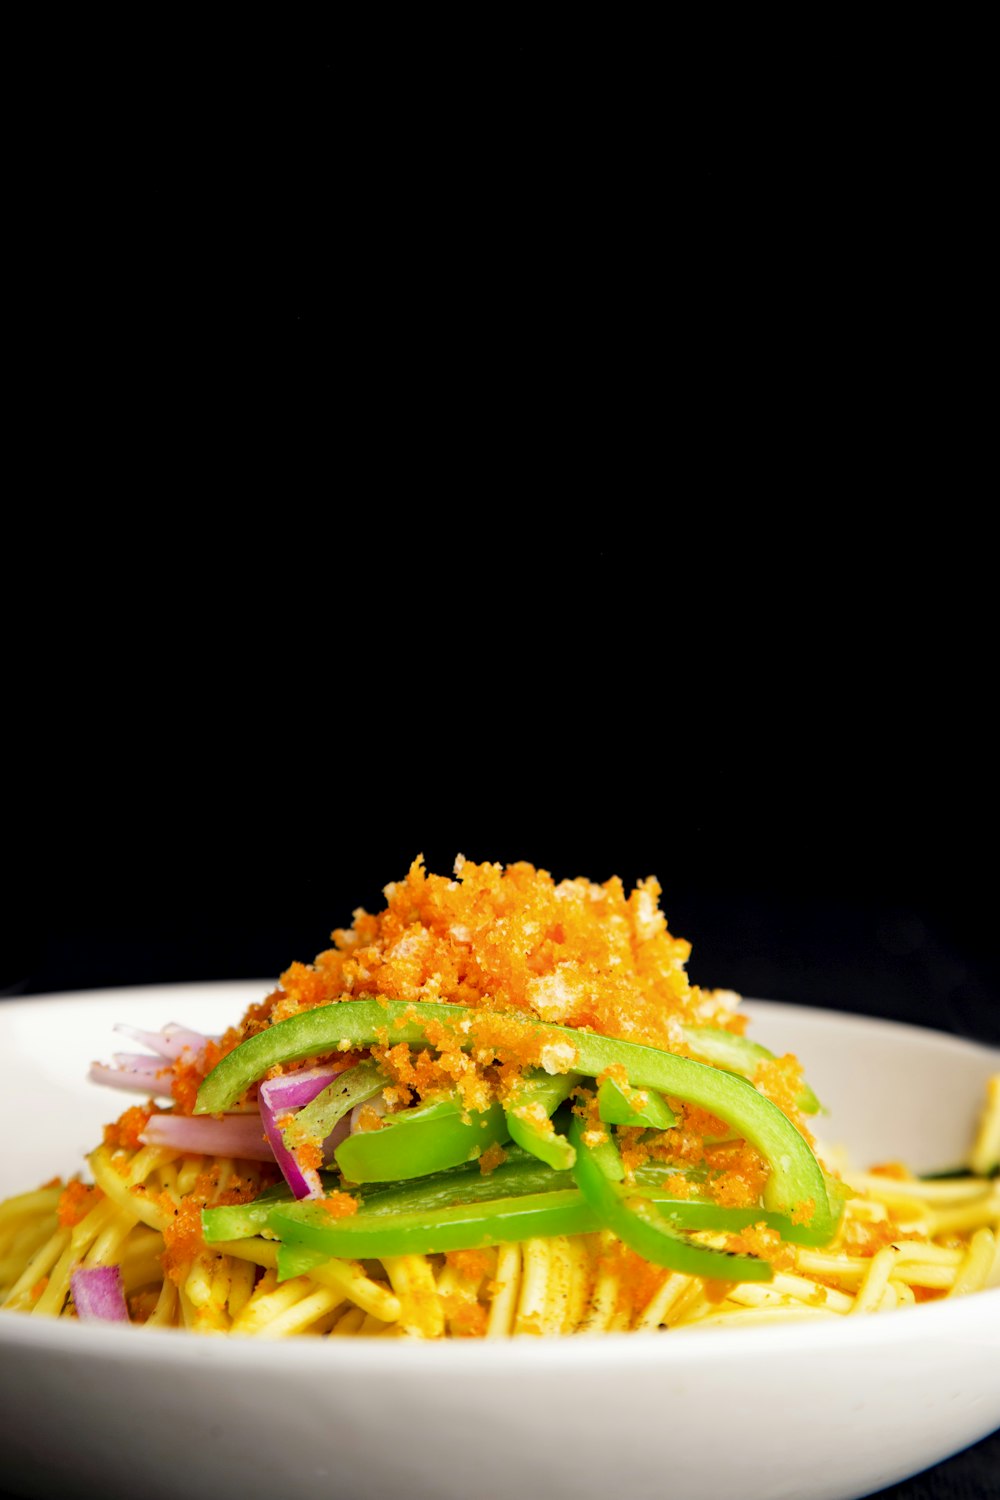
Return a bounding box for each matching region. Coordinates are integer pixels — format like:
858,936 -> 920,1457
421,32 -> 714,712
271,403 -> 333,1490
201,1182 -> 294,1242
216,1141 -> 821,1265
354,1146 -> 575,1214
597,1075 -> 676,1130
334,1093 -> 511,1183
269,1188 -> 599,1259
196,999 -> 838,1241
503,1069 -> 579,1169
568,1112 -> 773,1282
681,1024 -> 821,1114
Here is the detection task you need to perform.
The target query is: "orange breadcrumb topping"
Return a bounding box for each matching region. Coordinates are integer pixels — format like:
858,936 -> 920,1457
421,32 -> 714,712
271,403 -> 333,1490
218,857 -> 728,1099
57,1179 -> 104,1228
353,1104 -> 384,1133
103,1103 -> 156,1152
478,1141 -> 507,1175
440,1294 -> 488,1338
170,1038 -> 225,1115
319,1191 -> 358,1219
753,1054 -> 813,1139
158,1169 -> 259,1283
597,1239 -> 667,1316
724,1222 -> 797,1271
445,1249 -> 493,1282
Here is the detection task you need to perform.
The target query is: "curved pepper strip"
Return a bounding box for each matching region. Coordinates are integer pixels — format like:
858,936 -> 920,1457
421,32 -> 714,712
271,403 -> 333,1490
334,1094 -> 511,1183
268,1188 -> 599,1259
503,1069 -> 580,1169
681,1025 -> 821,1114
207,1146 -> 820,1260
597,1075 -> 676,1130
567,1113 -> 773,1282
201,1183 -> 294,1242
195,999 -> 839,1242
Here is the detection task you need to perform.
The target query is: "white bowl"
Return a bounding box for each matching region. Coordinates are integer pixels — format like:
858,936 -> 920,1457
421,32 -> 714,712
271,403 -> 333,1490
1,983 -> 997,1500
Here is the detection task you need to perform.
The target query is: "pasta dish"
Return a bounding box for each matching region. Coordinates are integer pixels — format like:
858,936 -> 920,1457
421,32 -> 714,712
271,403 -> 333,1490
2,857 -> 998,1338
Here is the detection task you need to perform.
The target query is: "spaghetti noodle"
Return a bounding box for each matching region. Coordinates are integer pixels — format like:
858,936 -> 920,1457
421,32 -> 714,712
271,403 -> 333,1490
2,857 -> 998,1336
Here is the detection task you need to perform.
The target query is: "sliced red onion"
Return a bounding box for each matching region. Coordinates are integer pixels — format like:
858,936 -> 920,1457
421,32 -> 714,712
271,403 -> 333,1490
113,1022 -> 214,1061
139,1113 -> 275,1161
258,1070 -> 342,1200
71,1265 -> 129,1323
88,1060 -> 175,1098
257,1066 -> 345,1111
112,1052 -> 169,1071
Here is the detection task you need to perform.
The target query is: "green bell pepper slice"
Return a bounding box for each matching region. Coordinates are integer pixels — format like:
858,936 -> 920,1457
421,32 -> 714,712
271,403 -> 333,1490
597,1075 -> 677,1130
269,1188 -> 599,1259
201,1182 -> 294,1242
333,1093 -> 511,1183
681,1024 -> 821,1114
567,1112 -> 773,1282
503,1069 -> 579,1169
196,999 -> 838,1241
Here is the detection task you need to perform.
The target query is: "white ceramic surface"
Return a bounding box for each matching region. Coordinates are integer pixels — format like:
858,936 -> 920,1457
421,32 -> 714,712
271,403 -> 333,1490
1,983 -> 998,1500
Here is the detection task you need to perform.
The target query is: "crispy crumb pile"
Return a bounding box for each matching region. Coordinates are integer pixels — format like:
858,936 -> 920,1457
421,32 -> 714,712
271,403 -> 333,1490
185,856 -> 761,1120
276,854 -> 715,1040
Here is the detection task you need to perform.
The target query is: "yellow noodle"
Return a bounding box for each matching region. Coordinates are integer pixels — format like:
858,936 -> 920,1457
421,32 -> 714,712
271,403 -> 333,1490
226,1256 -> 258,1320
295,1255 -> 400,1322
948,1227 -> 997,1298
2,1227 -> 72,1310
485,1243 -> 522,1338
0,1217 -> 59,1289
633,1270 -> 690,1330
146,1275 -> 179,1327
0,1185 -> 63,1228
246,1285 -> 346,1339
33,1238 -> 77,1317
382,1254 -> 444,1338
851,1246 -> 901,1314
578,1232 -> 622,1333
88,1146 -> 172,1232
970,1077 -> 1000,1176
218,1237 -> 279,1269
330,1304 -> 367,1336
512,1238 -> 553,1336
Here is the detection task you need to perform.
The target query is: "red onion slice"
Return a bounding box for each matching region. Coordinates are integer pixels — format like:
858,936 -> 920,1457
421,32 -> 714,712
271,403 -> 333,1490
88,1060 -> 175,1098
139,1113 -> 275,1162
113,1023 -> 214,1061
71,1265 -> 129,1323
258,1070 -> 341,1200
257,1066 -> 344,1112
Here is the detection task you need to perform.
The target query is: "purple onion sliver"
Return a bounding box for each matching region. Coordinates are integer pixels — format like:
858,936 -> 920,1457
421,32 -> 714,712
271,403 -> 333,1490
140,1113 -> 275,1162
113,1023 -> 213,1060
71,1266 -> 129,1323
88,1062 -> 175,1099
257,1067 -> 342,1112
111,1053 -> 170,1072
258,1081 -> 323,1200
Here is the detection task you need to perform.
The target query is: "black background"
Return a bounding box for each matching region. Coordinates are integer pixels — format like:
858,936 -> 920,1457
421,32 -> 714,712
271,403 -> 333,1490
3,23 -> 996,1500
